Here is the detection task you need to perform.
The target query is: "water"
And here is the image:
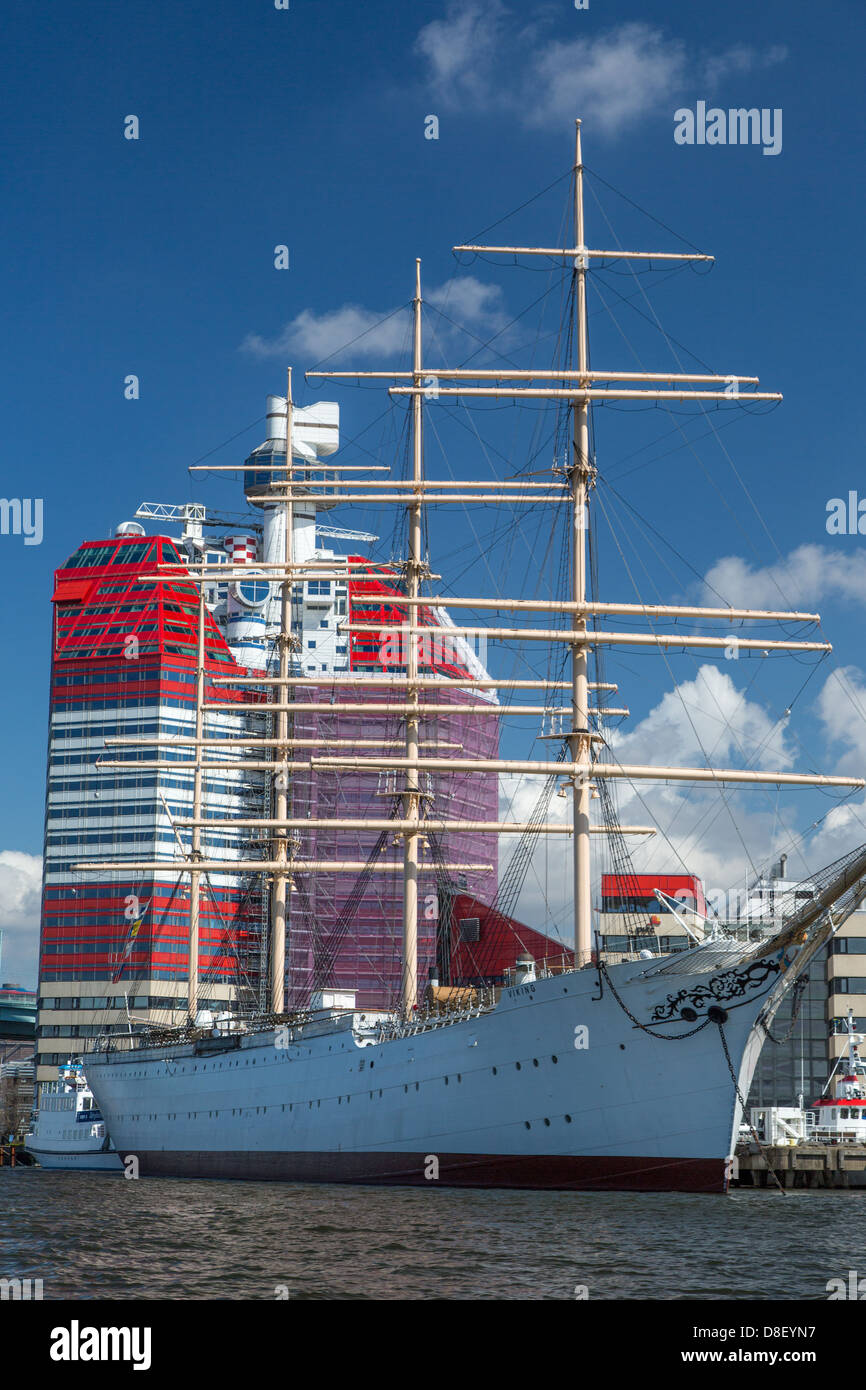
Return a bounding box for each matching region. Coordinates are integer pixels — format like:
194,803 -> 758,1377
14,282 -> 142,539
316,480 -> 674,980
3,1169 -> 865,1299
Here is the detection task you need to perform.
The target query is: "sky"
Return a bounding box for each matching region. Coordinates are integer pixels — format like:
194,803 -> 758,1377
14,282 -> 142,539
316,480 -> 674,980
1,0 -> 865,982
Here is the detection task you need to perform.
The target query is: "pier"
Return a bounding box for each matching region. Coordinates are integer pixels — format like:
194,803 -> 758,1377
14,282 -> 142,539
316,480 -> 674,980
735,1142 -> 866,1189
0,1139 -> 34,1167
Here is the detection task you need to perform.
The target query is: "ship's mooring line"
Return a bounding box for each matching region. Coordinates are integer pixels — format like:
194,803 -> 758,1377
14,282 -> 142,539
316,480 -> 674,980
596,959 -> 711,1040
717,1021 -> 786,1197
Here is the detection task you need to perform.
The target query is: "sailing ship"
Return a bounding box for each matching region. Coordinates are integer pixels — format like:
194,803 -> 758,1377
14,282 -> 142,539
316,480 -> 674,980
79,122 -> 866,1192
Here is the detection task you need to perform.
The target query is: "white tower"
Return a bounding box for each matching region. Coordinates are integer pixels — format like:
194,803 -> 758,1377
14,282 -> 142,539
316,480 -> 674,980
237,396 -> 340,668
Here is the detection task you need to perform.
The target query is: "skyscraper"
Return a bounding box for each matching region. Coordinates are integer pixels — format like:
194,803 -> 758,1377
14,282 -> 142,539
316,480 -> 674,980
37,529 -> 267,1082
36,394 -> 509,1081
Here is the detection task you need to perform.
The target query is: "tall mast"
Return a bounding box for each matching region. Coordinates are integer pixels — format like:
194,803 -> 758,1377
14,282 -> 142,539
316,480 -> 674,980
402,259 -> 423,1016
87,119 -> 866,1000
270,368 -> 294,1013
187,587 -> 206,1021
571,119 -> 593,967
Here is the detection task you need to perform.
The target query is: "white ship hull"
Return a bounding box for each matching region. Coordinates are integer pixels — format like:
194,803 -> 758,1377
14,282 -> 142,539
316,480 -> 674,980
25,1145 -> 122,1172
85,948 -> 790,1194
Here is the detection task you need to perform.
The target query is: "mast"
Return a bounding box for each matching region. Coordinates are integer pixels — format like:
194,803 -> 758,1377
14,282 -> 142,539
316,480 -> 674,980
269,368 -> 294,1013
186,587 -> 206,1022
571,120 -> 593,968
402,260 -> 423,1016
75,119 -> 866,1008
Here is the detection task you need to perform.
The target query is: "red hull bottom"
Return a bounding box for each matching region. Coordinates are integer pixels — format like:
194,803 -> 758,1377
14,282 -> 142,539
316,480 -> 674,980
127,1150 -> 728,1194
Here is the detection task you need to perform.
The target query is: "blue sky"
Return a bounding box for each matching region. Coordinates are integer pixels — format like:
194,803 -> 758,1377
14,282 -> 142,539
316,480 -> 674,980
2,0 -> 865,980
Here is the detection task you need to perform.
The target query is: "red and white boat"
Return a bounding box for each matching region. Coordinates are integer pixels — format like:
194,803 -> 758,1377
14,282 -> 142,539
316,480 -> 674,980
809,1012 -> 866,1143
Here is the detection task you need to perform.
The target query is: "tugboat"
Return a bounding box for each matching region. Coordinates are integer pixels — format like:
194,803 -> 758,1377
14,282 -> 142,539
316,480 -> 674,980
25,1061 -> 122,1171
748,1012 -> 866,1147
809,1013 -> 866,1143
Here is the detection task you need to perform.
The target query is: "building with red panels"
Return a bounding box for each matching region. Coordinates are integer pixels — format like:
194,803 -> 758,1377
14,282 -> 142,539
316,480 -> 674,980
595,872 -> 707,956
601,873 -> 707,916
37,531 -> 267,1082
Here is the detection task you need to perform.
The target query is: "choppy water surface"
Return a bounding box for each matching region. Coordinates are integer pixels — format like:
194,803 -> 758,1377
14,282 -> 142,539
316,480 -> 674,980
1,1169 -> 863,1299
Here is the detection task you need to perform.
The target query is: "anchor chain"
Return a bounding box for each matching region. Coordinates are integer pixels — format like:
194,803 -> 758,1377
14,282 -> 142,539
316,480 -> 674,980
760,972 -> 809,1046
717,1020 -> 786,1197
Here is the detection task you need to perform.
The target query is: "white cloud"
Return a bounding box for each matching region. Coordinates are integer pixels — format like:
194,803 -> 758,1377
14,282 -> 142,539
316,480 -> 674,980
703,544 -> 866,610
501,665 -> 799,932
601,666 -> 797,895
796,666 -> 866,867
702,42 -> 788,89
815,666 -> 866,777
427,277 -> 505,327
687,552 -> 866,872
526,25 -> 688,136
414,6 -> 788,136
241,304 -> 411,364
414,0 -> 511,113
806,796 -> 866,869
609,663 -> 792,771
240,276 -> 507,365
0,850 -> 41,987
